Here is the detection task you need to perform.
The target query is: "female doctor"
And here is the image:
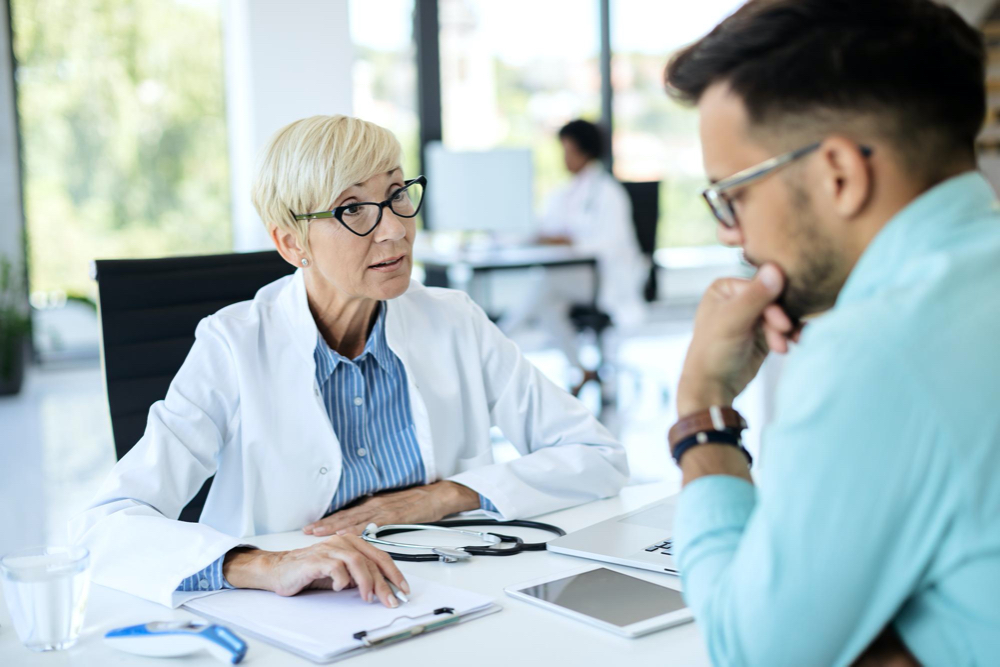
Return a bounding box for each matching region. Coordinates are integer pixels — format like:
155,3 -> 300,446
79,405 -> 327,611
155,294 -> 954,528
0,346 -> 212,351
70,115 -> 628,609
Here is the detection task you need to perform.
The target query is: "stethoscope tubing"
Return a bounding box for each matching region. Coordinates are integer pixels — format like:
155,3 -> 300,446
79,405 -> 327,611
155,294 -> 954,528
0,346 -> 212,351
362,519 -> 567,562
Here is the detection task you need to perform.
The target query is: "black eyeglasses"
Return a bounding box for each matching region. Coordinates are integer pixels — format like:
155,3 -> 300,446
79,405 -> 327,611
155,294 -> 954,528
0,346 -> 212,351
701,143 -> 873,229
291,175 -> 426,237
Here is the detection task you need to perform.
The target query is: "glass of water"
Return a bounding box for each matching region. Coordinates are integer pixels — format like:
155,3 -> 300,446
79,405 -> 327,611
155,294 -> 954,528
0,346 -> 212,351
0,546 -> 90,651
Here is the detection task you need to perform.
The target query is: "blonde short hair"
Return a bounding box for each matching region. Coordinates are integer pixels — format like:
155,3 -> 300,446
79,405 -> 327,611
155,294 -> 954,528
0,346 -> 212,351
251,115 -> 403,251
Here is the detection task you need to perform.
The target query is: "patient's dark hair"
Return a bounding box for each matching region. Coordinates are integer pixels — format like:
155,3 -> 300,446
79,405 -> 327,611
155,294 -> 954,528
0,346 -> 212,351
558,119 -> 605,160
665,0 -> 986,180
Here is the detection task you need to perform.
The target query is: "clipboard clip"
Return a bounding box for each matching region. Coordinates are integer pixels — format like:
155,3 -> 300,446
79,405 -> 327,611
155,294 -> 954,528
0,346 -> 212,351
353,607 -> 458,648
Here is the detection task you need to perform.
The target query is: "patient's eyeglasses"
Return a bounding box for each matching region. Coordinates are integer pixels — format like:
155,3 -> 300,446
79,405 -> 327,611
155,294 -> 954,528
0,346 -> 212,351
291,175 -> 426,237
701,143 -> 872,229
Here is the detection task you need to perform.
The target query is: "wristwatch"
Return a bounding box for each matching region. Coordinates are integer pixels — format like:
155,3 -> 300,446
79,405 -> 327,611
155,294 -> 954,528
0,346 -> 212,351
668,406 -> 751,466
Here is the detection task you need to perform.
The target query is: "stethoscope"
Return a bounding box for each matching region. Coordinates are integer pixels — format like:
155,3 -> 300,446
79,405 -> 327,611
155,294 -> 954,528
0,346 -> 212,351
361,519 -> 566,563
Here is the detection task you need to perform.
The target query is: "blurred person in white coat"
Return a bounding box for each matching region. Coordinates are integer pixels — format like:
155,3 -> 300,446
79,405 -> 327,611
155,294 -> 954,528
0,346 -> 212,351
501,119 -> 647,393
70,115 -> 628,609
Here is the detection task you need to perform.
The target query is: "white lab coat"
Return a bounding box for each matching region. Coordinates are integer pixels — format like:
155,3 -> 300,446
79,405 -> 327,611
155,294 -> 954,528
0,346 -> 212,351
70,270 -> 628,608
540,162 -> 648,327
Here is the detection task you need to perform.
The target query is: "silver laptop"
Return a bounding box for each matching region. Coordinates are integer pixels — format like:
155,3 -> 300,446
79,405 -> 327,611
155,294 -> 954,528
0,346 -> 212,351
547,496 -> 678,574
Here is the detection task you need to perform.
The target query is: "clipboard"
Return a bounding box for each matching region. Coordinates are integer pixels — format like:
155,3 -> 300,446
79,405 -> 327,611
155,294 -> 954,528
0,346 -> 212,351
183,577 -> 501,664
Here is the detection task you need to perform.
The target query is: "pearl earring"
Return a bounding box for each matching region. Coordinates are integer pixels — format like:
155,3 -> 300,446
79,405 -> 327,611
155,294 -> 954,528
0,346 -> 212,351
300,258 -> 309,267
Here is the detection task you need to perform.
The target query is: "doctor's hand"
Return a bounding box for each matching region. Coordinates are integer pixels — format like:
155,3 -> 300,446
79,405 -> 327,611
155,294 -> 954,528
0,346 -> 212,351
303,481 -> 481,537
222,535 -> 410,607
677,263 -> 796,417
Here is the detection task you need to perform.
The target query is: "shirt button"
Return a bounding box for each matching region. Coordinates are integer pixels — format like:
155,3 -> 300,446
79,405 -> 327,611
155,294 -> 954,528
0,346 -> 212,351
319,467 -> 328,475
198,579 -> 209,590
357,448 -> 367,457
353,396 -> 363,406
314,387 -> 321,396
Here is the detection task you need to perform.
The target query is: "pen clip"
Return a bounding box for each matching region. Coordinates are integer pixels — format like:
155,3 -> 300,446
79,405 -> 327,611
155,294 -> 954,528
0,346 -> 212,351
353,607 -> 457,648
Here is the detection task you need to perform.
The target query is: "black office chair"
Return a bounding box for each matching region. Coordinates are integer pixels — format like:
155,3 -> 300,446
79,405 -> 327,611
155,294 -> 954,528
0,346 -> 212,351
621,181 -> 661,303
92,250 -> 296,522
567,180 -> 661,404
569,179 -> 661,328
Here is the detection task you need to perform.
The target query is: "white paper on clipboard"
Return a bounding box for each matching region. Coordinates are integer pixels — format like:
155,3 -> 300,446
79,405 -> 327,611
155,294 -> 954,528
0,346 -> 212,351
183,576 -> 499,663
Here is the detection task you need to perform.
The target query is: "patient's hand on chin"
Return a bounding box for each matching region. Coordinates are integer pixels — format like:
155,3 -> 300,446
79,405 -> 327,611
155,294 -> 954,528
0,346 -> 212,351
302,481 -> 481,537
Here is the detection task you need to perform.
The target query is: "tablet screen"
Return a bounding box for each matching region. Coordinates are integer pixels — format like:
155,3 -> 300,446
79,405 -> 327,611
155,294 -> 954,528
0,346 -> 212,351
518,568 -> 687,627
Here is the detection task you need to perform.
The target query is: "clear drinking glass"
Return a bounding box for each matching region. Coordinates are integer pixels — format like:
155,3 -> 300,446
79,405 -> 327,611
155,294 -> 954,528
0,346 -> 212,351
0,546 -> 90,651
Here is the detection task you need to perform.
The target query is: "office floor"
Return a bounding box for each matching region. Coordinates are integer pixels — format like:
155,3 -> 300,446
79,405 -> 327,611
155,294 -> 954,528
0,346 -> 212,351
0,302 -> 766,557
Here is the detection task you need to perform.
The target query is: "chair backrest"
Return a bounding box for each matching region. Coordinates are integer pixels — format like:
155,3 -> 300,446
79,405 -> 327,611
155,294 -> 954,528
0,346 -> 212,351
621,181 -> 660,257
621,181 -> 661,301
92,250 -> 296,522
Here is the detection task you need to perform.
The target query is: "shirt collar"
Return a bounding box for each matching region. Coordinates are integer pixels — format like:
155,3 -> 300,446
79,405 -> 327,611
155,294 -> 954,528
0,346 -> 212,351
836,170 -> 998,307
314,302 -> 392,381
576,161 -> 604,181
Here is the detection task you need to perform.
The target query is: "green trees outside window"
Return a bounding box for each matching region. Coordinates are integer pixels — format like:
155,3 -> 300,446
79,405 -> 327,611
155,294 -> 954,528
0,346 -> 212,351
11,0 -> 232,300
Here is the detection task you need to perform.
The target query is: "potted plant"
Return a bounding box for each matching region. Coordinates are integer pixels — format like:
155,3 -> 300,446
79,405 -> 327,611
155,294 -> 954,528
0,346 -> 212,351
0,254 -> 30,396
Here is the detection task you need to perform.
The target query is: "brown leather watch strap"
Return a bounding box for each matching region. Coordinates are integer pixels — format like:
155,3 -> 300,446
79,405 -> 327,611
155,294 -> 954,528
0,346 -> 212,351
668,406 -> 748,450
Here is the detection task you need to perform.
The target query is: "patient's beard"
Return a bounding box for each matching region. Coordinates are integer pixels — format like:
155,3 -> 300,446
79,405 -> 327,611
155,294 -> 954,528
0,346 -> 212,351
779,185 -> 848,324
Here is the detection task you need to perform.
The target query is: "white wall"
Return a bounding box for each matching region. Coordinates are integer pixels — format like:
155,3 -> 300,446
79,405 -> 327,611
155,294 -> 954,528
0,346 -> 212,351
223,0 -> 355,251
0,2 -> 25,272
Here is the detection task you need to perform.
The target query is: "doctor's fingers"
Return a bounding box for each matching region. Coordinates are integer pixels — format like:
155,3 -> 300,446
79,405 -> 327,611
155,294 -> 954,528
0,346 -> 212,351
364,559 -> 398,608
335,522 -> 374,537
353,539 -> 409,594
306,512 -> 369,536
315,561 -> 353,593
324,546 -> 378,602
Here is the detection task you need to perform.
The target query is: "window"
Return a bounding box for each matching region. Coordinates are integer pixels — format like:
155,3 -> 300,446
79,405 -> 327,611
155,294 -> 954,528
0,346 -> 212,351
349,0 -> 420,180
438,0 -> 601,207
11,0 -> 231,350
611,0 -> 744,248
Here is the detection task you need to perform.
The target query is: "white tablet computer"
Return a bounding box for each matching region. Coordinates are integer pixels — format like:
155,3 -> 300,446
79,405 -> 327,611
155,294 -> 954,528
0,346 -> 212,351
504,566 -> 694,638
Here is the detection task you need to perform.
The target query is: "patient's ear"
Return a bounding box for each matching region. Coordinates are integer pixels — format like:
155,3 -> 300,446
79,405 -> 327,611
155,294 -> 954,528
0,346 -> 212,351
816,136 -> 873,222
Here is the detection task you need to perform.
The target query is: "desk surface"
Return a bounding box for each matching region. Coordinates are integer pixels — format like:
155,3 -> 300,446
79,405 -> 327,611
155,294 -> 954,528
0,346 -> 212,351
0,482 -> 709,666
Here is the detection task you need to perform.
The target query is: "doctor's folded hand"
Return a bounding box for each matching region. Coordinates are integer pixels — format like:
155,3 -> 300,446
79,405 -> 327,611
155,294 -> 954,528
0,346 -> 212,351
70,115 -> 628,609
303,481 -> 480,537
223,535 -> 409,608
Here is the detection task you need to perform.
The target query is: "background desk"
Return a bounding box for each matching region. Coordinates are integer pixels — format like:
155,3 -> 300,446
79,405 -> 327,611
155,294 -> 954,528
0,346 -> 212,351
0,482 -> 709,666
417,245 -> 599,319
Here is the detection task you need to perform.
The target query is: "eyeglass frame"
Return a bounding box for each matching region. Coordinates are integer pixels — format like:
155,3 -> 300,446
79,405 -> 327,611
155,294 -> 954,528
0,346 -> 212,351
701,142 -> 873,229
290,175 -> 427,237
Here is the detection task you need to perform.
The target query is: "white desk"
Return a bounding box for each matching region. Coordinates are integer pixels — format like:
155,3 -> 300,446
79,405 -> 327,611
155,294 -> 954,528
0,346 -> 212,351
0,482 -> 710,666
416,244 -> 600,318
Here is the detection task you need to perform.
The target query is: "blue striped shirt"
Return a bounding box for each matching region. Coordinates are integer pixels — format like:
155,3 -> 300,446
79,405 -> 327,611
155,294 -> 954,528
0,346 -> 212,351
319,302 -> 426,510
178,302 -> 493,593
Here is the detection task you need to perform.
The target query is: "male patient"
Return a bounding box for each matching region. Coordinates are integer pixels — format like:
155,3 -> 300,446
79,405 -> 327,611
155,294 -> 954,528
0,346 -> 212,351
662,1 -> 1000,665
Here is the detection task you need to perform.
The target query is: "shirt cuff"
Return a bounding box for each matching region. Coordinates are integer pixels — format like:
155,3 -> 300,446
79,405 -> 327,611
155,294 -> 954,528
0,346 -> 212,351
675,474 -> 757,574
175,553 -> 235,592
479,493 -> 499,513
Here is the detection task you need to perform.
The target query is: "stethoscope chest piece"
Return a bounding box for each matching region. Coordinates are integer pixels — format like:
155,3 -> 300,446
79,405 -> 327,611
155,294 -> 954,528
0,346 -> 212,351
432,548 -> 472,563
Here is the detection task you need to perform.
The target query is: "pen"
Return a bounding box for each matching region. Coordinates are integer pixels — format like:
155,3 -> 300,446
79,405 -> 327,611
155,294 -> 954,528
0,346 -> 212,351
388,581 -> 409,605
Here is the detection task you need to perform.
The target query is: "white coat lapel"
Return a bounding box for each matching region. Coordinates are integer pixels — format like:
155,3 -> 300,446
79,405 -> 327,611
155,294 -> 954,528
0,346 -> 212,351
384,284 -> 437,482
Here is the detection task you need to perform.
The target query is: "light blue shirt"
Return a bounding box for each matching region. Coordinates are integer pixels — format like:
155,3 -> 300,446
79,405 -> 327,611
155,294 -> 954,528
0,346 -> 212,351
674,172 -> 1000,666
178,302 -> 494,593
